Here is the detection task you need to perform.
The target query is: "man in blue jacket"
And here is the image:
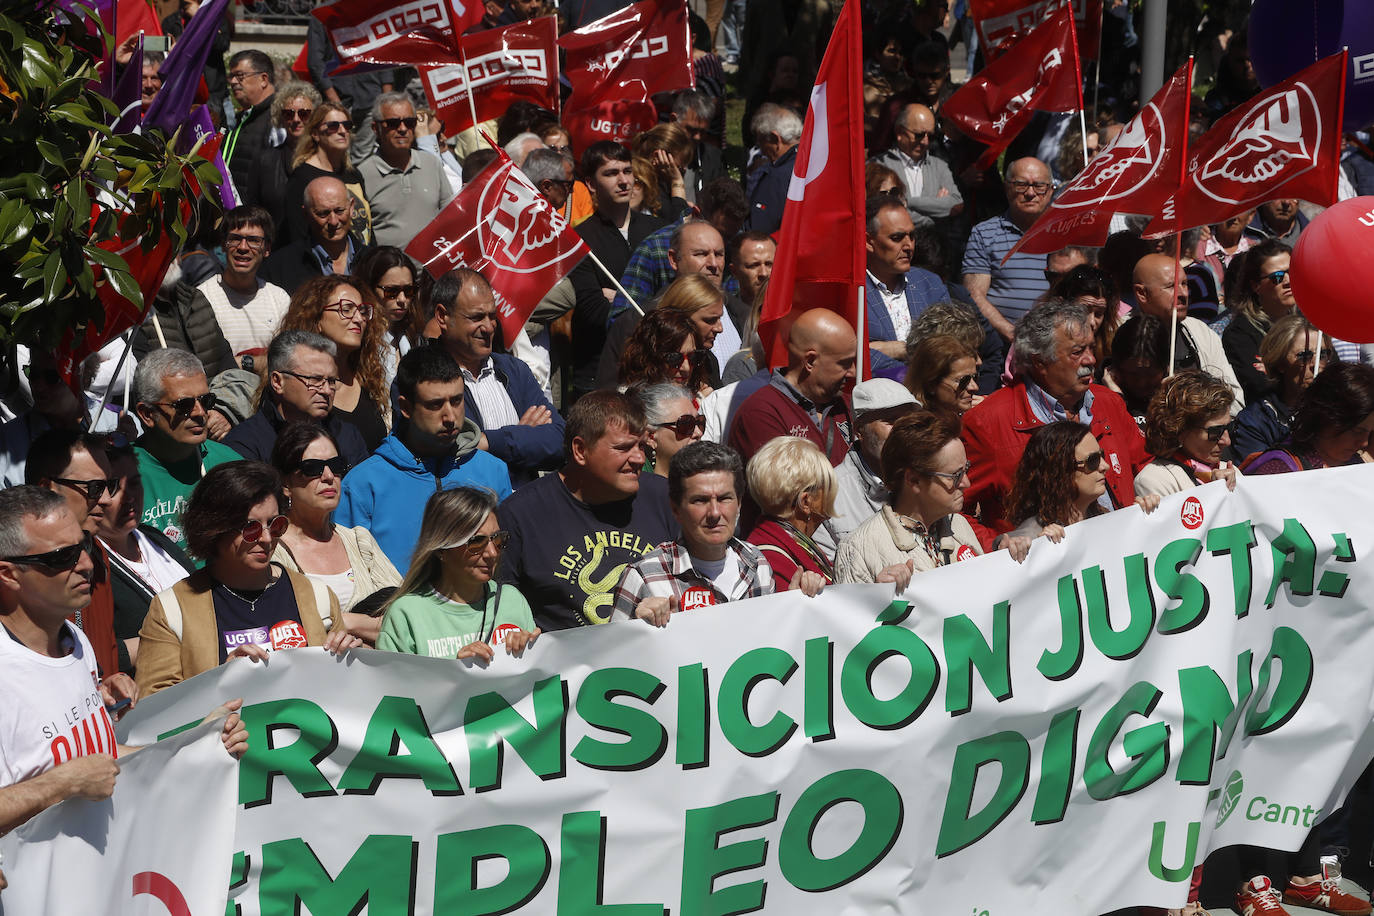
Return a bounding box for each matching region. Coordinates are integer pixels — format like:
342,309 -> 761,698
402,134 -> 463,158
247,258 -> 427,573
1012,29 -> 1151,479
431,268 -> 564,486
335,347 -> 512,569
864,196 -> 950,374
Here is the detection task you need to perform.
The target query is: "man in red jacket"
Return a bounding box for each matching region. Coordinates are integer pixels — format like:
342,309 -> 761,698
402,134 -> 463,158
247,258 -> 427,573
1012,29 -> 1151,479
962,299 -> 1148,535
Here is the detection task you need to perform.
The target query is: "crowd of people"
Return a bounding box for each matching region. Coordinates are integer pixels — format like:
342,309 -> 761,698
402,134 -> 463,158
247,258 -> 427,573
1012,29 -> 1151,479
4,1 -> 1374,913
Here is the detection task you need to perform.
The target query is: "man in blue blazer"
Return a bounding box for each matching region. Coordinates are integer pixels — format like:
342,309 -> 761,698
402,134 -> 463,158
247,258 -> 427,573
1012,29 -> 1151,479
864,196 -> 950,375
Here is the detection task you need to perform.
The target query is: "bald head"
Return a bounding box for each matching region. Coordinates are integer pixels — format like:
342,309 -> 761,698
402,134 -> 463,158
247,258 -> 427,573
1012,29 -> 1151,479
785,308 -> 858,404
894,103 -> 935,160
304,176 -> 351,244
1004,157 -> 1053,227
669,222 -> 725,286
1132,253 -> 1188,320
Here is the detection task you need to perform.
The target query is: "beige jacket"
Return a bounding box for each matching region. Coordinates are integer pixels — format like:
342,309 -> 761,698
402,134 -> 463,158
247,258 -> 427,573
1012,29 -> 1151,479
271,525 -> 401,612
834,506 -> 983,584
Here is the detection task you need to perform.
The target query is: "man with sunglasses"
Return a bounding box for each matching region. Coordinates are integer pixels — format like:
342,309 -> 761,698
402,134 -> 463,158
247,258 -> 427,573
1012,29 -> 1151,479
864,195 -> 951,373
190,205 -> 289,366
224,330 -> 369,468
430,269 -> 564,486
132,349 -> 242,552
872,103 -> 962,230
223,50 -> 277,198
24,431 -> 124,678
361,92 -> 453,248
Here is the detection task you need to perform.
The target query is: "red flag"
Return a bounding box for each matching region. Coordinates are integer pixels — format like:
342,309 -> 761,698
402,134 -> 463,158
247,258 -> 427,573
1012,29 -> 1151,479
1007,59 -> 1193,257
970,0 -> 1102,62
420,18 -> 559,137
558,0 -> 693,109
942,4 -> 1083,170
561,96 -> 659,157
406,148 -> 589,343
311,0 -> 482,69
1146,51 -> 1348,238
757,0 -> 864,370
114,0 -> 162,48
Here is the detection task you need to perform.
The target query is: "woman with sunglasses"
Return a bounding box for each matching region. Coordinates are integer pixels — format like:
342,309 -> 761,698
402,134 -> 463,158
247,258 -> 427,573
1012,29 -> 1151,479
616,309 -> 713,397
1221,239 -> 1296,404
1232,314 -> 1334,459
282,102 -> 371,247
1000,421 -> 1159,546
269,423 -> 400,639
377,487 -> 539,660
905,334 -> 980,417
243,81 -> 322,238
279,275 -> 391,452
354,246 -> 425,367
135,462 -> 362,696
1245,361 -> 1374,475
1135,370 -> 1239,499
601,274 -> 727,393
637,382 -> 705,477
836,411 -> 1003,585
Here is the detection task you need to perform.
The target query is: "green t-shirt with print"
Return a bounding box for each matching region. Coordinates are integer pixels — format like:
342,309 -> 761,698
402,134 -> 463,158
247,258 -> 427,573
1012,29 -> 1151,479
135,439 -> 242,551
377,583 -> 536,658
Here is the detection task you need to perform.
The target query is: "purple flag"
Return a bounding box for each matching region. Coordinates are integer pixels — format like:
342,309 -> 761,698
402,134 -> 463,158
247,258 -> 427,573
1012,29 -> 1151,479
111,32 -> 143,132
142,0 -> 230,133
185,105 -> 240,209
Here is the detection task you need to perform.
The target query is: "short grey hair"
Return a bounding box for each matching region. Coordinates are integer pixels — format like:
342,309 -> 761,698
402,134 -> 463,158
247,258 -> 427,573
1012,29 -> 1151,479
522,147 -> 571,185
751,104 -> 803,145
638,382 -> 695,425
268,330 -> 337,375
371,91 -> 413,122
673,89 -> 717,123
0,486 -> 66,557
1012,299 -> 1092,375
504,131 -> 543,167
135,348 -> 205,404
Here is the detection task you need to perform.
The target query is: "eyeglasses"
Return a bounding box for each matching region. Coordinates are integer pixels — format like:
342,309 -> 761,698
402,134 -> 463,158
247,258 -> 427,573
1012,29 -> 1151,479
663,349 -> 709,368
445,530 -> 512,555
653,414 -> 706,439
319,119 -> 352,135
147,392 -> 217,416
2,533 -> 91,572
282,107 -> 314,122
1044,269 -> 1065,284
378,116 -> 418,131
542,178 -> 577,193
226,233 -> 267,251
886,230 -> 918,243
279,369 -> 340,391
324,299 -> 373,321
1007,180 -> 1053,195
1295,349 -> 1338,366
296,456 -> 349,479
897,126 -> 933,141
240,515 -> 289,543
378,283 -> 418,300
1075,451 -> 1105,472
927,462 -> 971,484
945,373 -> 976,394
52,476 -> 121,501
1200,423 -> 1230,443
228,70 -> 267,83
1262,269 -> 1289,285
23,365 -> 61,386
878,185 -> 905,199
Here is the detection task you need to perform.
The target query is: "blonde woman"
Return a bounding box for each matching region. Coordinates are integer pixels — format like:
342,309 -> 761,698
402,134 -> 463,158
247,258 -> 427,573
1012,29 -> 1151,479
744,436 -> 837,593
599,271 -> 729,393
377,487 -> 539,661
282,102 -> 372,246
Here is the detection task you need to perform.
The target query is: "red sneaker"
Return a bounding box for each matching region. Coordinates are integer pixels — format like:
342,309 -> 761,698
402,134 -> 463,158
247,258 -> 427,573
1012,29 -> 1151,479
1283,876 -> 1373,916
1237,876 -> 1292,916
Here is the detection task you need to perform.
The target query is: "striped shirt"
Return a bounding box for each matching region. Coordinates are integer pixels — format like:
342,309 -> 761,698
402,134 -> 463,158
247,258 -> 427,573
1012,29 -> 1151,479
611,538 -> 773,621
462,359 -> 521,430
196,275 -> 290,359
962,213 -> 1049,325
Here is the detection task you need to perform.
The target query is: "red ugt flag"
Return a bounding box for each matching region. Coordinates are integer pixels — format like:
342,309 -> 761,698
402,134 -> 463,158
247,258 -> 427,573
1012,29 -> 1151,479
1008,59 -> 1193,257
312,0 -> 482,69
942,4 -> 1083,170
1146,51 -> 1348,238
970,0 -> 1102,61
558,0 -> 693,109
420,17 -> 559,137
757,0 -> 864,369
406,149 -> 589,344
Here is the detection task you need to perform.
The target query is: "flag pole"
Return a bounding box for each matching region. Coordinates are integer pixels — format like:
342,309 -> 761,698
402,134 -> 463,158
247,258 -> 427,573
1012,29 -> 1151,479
1078,106 -> 1090,168
587,250 -> 645,316
1313,331 -> 1324,376
1090,0 -> 1103,130
854,284 -> 865,383
459,45 -> 484,147
1167,232 -> 1181,377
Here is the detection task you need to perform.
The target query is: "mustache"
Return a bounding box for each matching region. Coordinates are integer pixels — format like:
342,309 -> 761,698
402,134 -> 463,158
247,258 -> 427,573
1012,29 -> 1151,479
1076,366 -> 1094,380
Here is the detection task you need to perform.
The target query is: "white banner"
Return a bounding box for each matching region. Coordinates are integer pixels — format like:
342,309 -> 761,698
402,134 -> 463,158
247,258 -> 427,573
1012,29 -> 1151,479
11,466 -> 1374,915
0,721 -> 238,916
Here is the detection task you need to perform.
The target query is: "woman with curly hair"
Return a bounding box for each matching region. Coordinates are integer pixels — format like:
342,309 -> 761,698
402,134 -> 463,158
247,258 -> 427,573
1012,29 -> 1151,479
1052,264 -> 1120,378
905,334 -> 979,417
1135,370 -> 1239,498
281,102 -> 371,246
1002,420 -> 1158,544
278,275 -> 391,451
615,308 -> 712,396
242,81 -> 322,235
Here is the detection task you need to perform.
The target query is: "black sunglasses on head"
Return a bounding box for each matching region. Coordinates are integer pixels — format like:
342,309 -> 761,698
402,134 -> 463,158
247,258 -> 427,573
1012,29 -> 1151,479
296,457 -> 349,479
3,532 -> 91,572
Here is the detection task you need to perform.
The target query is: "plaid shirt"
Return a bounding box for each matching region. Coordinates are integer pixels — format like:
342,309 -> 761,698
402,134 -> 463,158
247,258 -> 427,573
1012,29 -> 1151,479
607,223 -> 741,327
611,538 -> 773,620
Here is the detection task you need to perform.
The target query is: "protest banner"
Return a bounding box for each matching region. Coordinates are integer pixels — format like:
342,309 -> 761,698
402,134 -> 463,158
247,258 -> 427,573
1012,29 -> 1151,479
10,466 -> 1368,914
419,17 -> 560,137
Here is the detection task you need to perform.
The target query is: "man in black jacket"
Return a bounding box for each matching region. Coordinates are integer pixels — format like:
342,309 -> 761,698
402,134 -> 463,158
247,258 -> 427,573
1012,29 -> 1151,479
259,177 -> 370,295
223,50 -> 277,202
224,330 -> 370,467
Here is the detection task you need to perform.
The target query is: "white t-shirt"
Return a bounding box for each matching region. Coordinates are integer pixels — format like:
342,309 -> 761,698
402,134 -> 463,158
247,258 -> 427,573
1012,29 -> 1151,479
308,569 -> 355,616
110,529 -> 191,595
691,547 -> 743,600
197,275 -> 290,358
0,622 -> 116,789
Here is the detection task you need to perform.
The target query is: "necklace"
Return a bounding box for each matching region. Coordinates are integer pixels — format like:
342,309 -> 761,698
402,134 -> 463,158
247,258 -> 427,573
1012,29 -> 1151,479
219,581 -> 268,613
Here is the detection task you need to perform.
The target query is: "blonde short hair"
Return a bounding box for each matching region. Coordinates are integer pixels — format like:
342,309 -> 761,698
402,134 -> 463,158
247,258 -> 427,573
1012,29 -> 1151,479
746,436 -> 838,519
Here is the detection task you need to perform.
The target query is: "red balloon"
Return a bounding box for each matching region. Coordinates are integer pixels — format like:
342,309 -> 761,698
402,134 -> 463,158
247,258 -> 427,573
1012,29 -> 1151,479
1290,196 -> 1374,344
